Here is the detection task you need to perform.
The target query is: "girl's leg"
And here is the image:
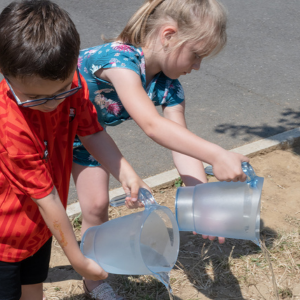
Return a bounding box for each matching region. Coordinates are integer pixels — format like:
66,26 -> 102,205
20,283 -> 43,300
72,162 -> 110,236
72,162 -> 110,292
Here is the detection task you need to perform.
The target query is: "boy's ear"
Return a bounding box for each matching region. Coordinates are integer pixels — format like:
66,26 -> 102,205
160,25 -> 177,47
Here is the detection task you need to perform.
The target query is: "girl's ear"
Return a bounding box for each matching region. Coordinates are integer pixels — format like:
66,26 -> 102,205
160,25 -> 178,48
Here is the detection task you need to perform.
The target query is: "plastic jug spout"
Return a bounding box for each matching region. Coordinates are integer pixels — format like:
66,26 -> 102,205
138,188 -> 158,210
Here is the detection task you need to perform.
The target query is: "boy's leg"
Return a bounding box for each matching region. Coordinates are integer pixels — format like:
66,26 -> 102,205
72,163 -> 110,291
20,284 -> 43,300
72,163 -> 124,299
0,260 -> 22,300
20,237 -> 52,300
72,162 -> 110,236
0,237 -> 52,300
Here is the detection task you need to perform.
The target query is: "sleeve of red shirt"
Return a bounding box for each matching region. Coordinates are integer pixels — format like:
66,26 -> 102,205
0,93 -> 54,200
76,74 -> 103,137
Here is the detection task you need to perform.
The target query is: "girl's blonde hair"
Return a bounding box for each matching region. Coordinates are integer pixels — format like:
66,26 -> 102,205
115,0 -> 227,57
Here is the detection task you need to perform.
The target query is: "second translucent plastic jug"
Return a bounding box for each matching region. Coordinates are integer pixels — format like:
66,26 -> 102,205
80,188 -> 179,290
175,163 -> 264,245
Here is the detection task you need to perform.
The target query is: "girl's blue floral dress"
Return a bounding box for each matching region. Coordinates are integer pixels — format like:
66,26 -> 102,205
74,42 -> 185,166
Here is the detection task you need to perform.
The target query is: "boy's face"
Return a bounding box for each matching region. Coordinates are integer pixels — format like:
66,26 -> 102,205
5,69 -> 75,112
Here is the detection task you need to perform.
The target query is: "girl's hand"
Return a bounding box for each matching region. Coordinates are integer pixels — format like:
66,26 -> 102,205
211,150 -> 249,182
193,232 -> 225,244
73,256 -> 108,281
199,233 -> 225,244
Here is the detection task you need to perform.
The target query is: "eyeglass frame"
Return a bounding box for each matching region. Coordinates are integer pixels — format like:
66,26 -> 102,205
4,67 -> 82,108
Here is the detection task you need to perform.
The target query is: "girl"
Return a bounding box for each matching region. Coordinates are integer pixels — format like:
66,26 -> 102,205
73,0 -> 249,298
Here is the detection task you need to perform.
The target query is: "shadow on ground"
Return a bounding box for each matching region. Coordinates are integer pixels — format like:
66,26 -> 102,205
46,262 -> 183,300
175,221 -> 277,300
215,107 -> 300,147
47,221 -> 277,300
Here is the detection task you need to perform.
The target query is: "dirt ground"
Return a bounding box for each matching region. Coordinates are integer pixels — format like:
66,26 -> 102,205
44,146 -> 300,300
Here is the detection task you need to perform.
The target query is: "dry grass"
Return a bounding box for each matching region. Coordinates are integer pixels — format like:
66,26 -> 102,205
66,207 -> 300,300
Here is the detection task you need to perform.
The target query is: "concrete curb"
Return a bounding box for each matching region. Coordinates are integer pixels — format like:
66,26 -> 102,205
66,127 -> 300,217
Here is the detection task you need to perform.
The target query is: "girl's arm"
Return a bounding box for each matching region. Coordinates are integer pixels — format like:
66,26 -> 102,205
97,68 -> 248,182
162,101 -> 208,186
79,130 -> 149,205
32,187 -> 108,280
163,102 -> 225,243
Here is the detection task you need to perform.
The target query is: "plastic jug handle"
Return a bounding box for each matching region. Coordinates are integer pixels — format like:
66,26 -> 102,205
241,162 -> 257,185
110,188 -> 157,208
205,162 -> 257,187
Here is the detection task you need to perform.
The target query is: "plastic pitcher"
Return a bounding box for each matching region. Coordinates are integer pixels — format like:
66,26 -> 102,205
175,162 -> 264,245
80,188 -> 180,290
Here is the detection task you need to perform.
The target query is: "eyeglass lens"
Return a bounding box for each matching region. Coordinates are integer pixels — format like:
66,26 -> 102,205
22,89 -> 79,107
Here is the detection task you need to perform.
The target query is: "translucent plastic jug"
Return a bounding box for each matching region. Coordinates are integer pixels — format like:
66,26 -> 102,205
80,188 -> 180,290
175,163 -> 264,245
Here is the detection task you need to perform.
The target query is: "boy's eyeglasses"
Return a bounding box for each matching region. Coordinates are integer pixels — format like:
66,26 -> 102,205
4,68 -> 82,108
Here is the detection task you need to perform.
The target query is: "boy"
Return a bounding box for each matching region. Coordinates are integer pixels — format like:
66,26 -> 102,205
0,1 -> 147,299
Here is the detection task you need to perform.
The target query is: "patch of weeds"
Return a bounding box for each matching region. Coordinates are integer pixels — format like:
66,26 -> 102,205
72,213 -> 82,230
170,277 -> 177,284
174,178 -> 183,187
54,287 -> 61,291
279,287 -> 293,298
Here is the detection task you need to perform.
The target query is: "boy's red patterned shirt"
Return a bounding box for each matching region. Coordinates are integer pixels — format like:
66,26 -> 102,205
0,73 -> 102,262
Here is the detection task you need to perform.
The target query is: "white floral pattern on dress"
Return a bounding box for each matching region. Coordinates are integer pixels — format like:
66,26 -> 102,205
77,42 -> 185,126
177,85 -> 184,99
109,58 -> 121,68
90,64 -> 101,74
140,57 -> 146,75
88,155 -> 96,162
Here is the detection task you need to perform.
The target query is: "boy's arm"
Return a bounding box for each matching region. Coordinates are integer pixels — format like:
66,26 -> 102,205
79,130 -> 149,203
32,187 -> 108,280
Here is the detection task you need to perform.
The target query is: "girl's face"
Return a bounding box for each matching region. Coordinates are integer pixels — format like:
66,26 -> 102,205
161,41 -> 203,80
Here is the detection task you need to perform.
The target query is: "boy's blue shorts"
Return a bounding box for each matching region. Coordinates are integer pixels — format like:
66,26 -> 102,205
73,144 -> 101,167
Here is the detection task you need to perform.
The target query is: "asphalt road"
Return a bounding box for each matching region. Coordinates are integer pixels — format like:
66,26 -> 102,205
1,1 -> 300,204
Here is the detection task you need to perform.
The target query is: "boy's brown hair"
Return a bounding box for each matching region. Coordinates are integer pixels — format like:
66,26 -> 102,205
0,0 -> 80,81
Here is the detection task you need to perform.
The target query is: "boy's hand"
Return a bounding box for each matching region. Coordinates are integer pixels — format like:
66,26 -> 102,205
73,257 -> 108,281
125,195 -> 145,209
121,175 -> 151,210
211,150 -> 249,182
